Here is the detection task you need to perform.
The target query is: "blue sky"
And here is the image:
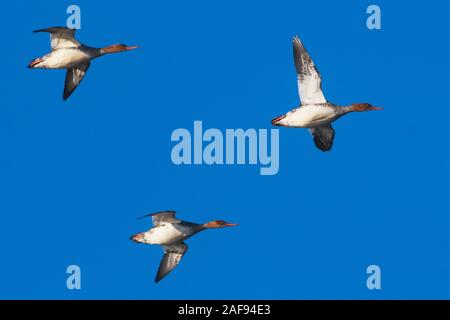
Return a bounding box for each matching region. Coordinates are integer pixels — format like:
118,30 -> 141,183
1,0 -> 450,299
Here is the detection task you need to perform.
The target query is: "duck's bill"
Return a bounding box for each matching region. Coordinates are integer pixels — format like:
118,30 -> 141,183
370,106 -> 383,110
224,222 -> 238,227
271,115 -> 286,126
124,45 -> 139,50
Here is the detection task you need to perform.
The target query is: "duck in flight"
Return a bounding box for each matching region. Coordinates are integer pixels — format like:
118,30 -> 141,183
28,27 -> 138,101
130,211 -> 237,283
271,36 -> 382,151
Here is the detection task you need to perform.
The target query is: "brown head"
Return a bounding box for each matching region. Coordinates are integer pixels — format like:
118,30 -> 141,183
101,44 -> 139,54
348,103 -> 382,112
203,220 -> 238,229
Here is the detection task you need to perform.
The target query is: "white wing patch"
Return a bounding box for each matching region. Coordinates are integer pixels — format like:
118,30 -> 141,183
151,211 -> 180,225
293,36 -> 326,104
34,27 -> 81,50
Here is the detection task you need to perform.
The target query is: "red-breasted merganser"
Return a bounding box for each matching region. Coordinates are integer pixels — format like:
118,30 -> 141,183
271,36 -> 382,151
28,27 -> 138,101
130,211 -> 237,283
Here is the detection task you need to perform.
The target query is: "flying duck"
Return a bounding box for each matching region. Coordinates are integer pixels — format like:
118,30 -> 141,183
28,27 -> 138,100
130,211 -> 237,283
271,36 -> 382,151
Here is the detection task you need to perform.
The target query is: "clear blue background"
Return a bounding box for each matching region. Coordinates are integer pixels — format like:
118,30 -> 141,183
1,0 -> 449,299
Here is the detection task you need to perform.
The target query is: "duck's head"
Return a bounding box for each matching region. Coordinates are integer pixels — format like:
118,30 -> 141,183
101,44 -> 139,54
203,220 -> 238,229
349,103 -> 382,112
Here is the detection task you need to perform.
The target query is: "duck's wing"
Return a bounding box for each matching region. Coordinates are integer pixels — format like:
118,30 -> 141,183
34,27 -> 81,50
310,125 -> 335,152
155,242 -> 188,283
63,62 -> 90,101
293,36 -> 326,104
137,210 -> 181,225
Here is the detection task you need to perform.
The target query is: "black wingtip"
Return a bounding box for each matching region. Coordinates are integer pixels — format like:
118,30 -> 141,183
137,213 -> 153,220
137,210 -> 176,220
315,143 -> 333,152
33,26 -> 72,34
154,270 -> 166,283
63,88 -> 71,101
154,271 -> 168,284
137,213 -> 151,220
313,140 -> 333,152
33,28 -> 51,33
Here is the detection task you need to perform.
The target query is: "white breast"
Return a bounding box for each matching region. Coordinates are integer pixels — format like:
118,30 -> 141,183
285,104 -> 337,128
144,223 -> 188,245
41,49 -> 90,69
